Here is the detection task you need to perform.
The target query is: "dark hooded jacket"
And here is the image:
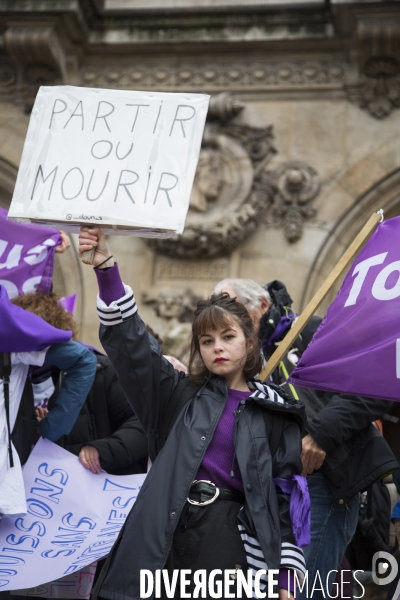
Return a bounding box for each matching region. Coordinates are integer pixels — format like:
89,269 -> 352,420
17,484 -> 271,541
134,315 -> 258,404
37,352 -> 148,475
261,280 -> 398,503
92,287 -> 307,600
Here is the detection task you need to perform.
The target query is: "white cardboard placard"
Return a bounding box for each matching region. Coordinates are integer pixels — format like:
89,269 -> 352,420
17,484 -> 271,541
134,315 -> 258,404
0,438 -> 146,591
8,86 -> 209,237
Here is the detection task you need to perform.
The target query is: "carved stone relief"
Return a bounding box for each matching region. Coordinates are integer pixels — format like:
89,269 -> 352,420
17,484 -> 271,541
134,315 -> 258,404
346,17 -> 400,119
0,62 -> 17,88
260,161 -> 320,243
152,289 -> 201,323
359,57 -> 400,120
0,26 -> 66,111
148,93 -> 320,259
161,322 -> 192,364
155,258 -> 228,282
0,9 -> 398,124
81,60 -> 346,93
142,288 -> 202,361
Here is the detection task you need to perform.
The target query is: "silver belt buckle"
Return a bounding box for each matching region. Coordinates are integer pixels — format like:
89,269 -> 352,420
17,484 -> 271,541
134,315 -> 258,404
187,480 -> 220,506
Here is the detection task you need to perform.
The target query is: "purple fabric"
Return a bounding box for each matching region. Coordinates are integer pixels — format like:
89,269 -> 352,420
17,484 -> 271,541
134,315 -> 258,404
279,569 -> 295,594
274,475 -> 311,547
0,284 -> 71,352
59,293 -> 77,315
1,208 -> 60,298
95,263 -> 125,306
196,389 -> 251,492
289,216 -> 400,402
266,315 -> 296,346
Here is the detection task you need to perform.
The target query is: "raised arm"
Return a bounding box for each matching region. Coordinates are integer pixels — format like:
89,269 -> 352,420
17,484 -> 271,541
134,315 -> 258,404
78,227 -> 183,435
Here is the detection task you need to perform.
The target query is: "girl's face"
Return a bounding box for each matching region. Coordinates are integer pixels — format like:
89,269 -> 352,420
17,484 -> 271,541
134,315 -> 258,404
198,321 -> 248,379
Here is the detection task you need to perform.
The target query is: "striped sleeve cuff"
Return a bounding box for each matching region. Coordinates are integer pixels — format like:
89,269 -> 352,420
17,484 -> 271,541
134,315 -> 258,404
238,525 -> 268,571
96,284 -> 137,326
280,542 -> 306,582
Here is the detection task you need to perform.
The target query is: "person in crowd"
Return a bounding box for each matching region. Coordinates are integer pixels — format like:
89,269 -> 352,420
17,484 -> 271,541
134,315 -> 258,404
0,285 -> 97,519
213,278 -> 398,599
77,227 -> 310,600
12,291 -> 148,476
386,500 -> 400,600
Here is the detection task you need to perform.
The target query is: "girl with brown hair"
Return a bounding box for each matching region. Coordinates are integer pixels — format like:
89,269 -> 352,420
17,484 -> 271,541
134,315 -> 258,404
78,227 -> 309,600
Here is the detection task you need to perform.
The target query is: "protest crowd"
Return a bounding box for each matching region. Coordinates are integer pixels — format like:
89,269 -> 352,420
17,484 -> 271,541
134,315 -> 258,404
0,209 -> 400,600
0,81 -> 400,600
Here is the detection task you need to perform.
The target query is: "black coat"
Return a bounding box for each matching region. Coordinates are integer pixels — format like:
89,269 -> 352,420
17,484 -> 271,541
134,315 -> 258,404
94,291 -> 307,600
88,414 -> 148,475
262,310 -> 399,502
49,353 -> 148,475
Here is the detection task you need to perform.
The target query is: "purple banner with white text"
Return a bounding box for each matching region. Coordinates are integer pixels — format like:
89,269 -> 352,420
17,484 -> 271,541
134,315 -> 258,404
289,215 -> 400,402
0,208 -> 60,298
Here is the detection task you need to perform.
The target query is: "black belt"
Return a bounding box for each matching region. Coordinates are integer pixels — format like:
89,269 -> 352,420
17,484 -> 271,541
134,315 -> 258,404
187,480 -> 245,506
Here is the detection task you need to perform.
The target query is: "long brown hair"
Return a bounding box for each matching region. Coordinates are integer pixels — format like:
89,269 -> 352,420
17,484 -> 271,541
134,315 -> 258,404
12,292 -> 79,339
189,293 -> 262,383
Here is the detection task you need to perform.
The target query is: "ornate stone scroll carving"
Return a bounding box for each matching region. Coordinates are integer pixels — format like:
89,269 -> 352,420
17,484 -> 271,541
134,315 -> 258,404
148,93 -> 277,259
208,92 -> 244,122
261,161 -> 320,243
359,57 -> 400,120
346,17 -> 400,119
149,93 -> 320,258
0,26 -> 66,110
3,27 -> 67,81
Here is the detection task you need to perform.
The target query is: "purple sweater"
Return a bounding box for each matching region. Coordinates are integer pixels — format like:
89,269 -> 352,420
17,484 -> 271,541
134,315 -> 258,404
96,262 -> 125,305
95,264 -> 294,593
196,388 -> 250,492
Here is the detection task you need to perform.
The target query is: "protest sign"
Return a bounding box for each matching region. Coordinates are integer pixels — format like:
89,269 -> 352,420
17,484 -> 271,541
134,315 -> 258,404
0,438 -> 146,590
11,563 -> 97,599
0,208 -> 60,298
8,86 -> 209,237
289,215 -> 400,402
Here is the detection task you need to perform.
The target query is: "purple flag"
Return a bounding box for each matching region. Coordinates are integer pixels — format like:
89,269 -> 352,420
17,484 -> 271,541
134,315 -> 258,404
289,216 -> 400,402
0,208 -> 60,298
59,293 -> 77,315
0,285 -> 71,352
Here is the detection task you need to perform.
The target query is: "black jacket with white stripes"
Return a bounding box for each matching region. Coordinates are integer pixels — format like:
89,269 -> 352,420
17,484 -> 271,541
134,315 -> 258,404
94,284 -> 307,600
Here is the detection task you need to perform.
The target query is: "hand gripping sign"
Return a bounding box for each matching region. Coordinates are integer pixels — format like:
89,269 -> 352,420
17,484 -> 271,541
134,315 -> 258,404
8,86 -> 209,238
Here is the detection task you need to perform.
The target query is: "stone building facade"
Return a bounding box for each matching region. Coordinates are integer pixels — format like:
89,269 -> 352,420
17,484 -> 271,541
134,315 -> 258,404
0,0 -> 399,356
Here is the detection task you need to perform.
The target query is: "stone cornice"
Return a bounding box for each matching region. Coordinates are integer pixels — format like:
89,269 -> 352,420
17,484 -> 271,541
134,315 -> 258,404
1,0 -> 333,45
80,57 -> 346,95
0,1 -> 399,118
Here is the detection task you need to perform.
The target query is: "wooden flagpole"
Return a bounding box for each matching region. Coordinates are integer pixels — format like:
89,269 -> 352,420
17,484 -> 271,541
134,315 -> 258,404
259,210 -> 383,382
